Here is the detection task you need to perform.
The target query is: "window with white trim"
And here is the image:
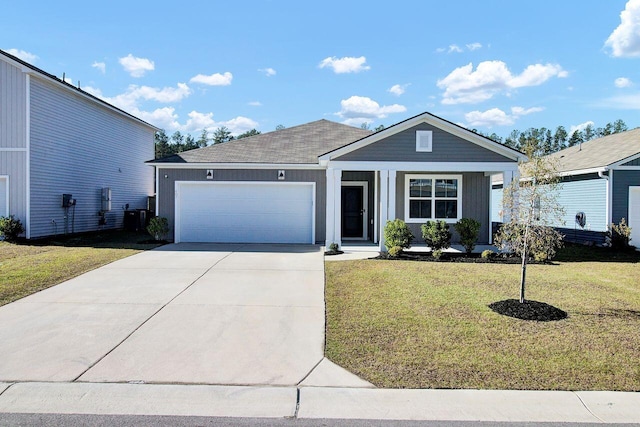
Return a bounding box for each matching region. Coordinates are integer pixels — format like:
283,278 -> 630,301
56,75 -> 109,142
405,174 -> 462,223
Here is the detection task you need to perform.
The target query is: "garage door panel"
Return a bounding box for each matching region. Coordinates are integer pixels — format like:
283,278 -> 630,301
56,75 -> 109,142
177,182 -> 314,244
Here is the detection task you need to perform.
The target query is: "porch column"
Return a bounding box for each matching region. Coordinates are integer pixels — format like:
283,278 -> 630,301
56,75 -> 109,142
379,170 -> 389,251
388,170 -> 397,221
501,169 -> 519,223
333,169 -> 342,246
325,168 -> 335,247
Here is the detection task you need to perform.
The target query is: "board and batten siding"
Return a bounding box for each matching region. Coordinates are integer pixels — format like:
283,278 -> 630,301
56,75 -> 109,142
336,123 -> 513,163
0,58 -> 28,223
395,172 -> 490,244
157,168 -> 326,243
29,77 -> 155,238
612,170 -> 640,225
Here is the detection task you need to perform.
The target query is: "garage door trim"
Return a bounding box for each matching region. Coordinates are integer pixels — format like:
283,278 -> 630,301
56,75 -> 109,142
174,181 -> 316,244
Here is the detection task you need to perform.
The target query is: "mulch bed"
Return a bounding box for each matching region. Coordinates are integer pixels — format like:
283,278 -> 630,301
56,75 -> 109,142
374,251 -> 547,264
488,299 -> 568,321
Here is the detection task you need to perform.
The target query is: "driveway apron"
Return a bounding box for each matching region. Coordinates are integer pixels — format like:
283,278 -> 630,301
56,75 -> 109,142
0,244 -> 325,386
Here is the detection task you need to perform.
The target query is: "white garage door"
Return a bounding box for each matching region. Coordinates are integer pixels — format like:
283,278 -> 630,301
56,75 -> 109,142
176,181 -> 315,243
630,187 -> 640,249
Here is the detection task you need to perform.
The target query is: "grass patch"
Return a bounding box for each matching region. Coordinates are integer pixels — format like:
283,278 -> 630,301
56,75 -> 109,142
325,247 -> 640,391
0,230 -> 162,306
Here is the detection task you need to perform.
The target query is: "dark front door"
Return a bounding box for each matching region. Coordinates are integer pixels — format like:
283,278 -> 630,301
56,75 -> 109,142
342,186 -> 364,238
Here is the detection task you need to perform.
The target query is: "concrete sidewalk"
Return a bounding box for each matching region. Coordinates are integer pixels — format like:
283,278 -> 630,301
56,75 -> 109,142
0,382 -> 639,423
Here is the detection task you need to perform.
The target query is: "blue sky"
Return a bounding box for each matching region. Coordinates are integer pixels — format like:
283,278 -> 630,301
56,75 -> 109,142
3,0 -> 639,138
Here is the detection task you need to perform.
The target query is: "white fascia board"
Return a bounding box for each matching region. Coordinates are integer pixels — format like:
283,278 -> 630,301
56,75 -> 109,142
150,162 -> 324,170
557,167 -> 608,177
319,112 -> 525,162
609,152 -> 640,169
326,161 -> 520,172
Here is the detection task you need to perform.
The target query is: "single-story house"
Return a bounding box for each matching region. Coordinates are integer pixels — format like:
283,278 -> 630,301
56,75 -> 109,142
0,49 -> 157,239
149,112 -> 525,250
492,128 -> 640,246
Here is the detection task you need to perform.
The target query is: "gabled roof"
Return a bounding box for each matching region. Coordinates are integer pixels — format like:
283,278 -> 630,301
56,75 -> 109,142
319,111 -> 525,163
546,128 -> 640,173
0,49 -> 158,131
150,119 -> 372,164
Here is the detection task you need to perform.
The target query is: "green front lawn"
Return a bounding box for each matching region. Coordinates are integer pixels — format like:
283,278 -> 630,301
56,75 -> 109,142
0,231 -> 162,306
325,247 -> 640,391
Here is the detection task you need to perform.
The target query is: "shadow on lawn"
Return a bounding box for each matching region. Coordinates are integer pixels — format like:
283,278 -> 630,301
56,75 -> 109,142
489,299 -> 568,322
554,243 -> 640,263
23,230 -> 164,250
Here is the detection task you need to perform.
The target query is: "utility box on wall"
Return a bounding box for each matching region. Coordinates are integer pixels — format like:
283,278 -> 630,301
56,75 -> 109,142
101,187 -> 112,212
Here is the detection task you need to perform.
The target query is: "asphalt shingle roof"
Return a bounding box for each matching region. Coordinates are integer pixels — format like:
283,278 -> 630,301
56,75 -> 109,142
547,128 -> 640,173
153,119 -> 373,164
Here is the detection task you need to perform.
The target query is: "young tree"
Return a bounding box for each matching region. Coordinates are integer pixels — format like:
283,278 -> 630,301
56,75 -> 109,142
211,126 -> 233,144
495,144 -> 565,303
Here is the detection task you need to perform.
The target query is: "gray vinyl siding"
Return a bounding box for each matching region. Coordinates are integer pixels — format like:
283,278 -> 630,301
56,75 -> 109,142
621,157 -> 640,167
0,59 -> 26,149
29,77 -> 155,238
157,168 -> 326,243
395,172 -> 490,244
612,170 -> 640,224
553,175 -> 607,232
0,151 -> 27,222
336,124 -> 513,163
0,59 -> 28,227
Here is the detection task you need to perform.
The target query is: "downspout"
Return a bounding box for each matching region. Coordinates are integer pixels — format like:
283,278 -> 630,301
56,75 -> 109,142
598,169 -> 610,229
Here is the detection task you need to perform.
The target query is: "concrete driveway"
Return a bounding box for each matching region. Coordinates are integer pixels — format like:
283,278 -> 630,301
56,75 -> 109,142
0,244 -> 325,386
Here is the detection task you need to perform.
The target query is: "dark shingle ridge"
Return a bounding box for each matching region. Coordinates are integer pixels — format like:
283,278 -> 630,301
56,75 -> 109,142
152,119 -> 372,164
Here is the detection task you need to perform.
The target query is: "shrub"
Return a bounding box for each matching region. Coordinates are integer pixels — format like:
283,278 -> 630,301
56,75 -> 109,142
388,246 -> 404,257
432,249 -> 444,260
609,218 -> 633,250
147,216 -> 169,241
384,219 -> 414,253
328,242 -> 339,252
454,218 -> 481,254
481,249 -> 495,260
421,220 -> 451,253
494,223 -> 563,261
0,215 -> 24,242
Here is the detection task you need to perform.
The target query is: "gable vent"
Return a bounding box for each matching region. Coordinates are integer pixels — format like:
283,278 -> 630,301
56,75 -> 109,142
416,130 -> 432,152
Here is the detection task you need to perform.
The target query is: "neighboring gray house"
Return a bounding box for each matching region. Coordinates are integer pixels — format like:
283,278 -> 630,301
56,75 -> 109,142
149,112 -> 524,250
0,49 -> 157,239
492,128 -> 640,246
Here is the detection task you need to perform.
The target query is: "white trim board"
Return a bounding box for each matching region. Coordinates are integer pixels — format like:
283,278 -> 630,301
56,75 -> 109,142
0,176 -> 9,216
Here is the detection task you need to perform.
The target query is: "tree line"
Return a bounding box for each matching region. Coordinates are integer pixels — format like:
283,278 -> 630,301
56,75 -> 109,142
473,119 -> 629,156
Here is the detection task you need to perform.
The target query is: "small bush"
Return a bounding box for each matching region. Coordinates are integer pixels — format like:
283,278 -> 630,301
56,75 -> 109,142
609,218 -> 633,250
454,218 -> 481,254
421,220 -> 451,252
481,249 -> 495,260
147,216 -> 169,241
384,219 -> 414,252
388,246 -> 404,257
328,242 -> 339,252
0,215 -> 24,242
432,249 -> 444,260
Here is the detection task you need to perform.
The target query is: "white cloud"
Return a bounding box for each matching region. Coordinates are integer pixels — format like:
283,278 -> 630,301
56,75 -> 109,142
465,108 -> 515,127
388,83 -> 410,96
436,43 -> 482,54
437,61 -> 568,104
119,54 -> 154,77
220,116 -> 260,135
6,48 -> 38,63
570,121 -> 595,135
599,93 -> 640,109
466,42 -> 482,51
336,95 -> 406,125
259,67 -> 276,77
248,101 -> 262,106
92,61 -> 106,74
465,105 -> 544,128
448,44 -> 463,53
183,111 -> 216,132
84,83 -> 191,113
435,47 -> 446,53
135,107 -> 181,130
319,56 -> 370,74
615,77 -> 633,87
605,0 -> 640,57
190,72 -> 233,86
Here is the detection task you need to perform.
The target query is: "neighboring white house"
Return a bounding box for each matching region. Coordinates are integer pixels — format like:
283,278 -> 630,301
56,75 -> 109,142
0,49 -> 157,239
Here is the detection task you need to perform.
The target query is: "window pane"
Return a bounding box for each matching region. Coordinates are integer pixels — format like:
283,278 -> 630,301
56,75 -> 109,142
435,200 -> 457,218
410,200 -> 431,219
410,179 -> 431,197
435,179 -> 457,197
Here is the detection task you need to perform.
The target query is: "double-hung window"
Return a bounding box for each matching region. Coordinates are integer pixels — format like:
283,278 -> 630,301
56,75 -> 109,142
405,174 -> 462,223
